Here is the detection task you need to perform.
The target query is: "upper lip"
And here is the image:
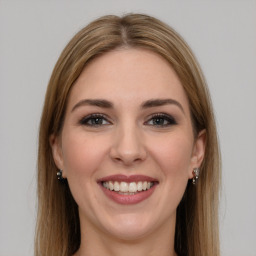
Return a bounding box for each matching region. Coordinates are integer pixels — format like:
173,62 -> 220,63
97,174 -> 158,183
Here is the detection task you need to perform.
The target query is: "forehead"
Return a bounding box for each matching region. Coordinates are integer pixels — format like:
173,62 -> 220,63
68,48 -> 190,111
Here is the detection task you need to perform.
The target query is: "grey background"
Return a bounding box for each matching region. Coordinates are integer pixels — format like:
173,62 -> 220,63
0,1 -> 255,256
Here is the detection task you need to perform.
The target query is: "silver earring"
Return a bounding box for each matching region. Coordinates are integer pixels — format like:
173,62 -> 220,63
57,170 -> 65,181
192,168 -> 200,185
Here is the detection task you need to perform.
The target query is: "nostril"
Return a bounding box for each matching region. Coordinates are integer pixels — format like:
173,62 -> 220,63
109,132 -> 147,164
112,154 -> 146,165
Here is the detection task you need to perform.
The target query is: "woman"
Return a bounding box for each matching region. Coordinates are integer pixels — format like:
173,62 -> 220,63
36,14 -> 221,256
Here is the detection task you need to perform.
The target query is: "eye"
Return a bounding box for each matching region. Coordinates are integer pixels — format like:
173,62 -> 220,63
79,114 -> 111,127
145,113 -> 177,127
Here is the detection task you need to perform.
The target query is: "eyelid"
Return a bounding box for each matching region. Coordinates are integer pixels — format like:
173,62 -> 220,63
79,113 -> 112,126
144,113 -> 177,126
78,112 -> 177,127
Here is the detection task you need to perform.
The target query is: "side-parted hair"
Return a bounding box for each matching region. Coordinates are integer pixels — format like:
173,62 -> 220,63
36,14 -> 221,256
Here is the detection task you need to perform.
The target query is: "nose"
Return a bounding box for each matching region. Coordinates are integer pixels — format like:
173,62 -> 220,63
110,123 -> 147,166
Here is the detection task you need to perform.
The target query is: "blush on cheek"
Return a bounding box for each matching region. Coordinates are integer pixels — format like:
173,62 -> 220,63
151,141 -> 192,186
64,150 -> 97,176
62,133 -> 111,180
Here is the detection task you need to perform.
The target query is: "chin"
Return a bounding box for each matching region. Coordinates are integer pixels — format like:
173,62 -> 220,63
99,213 -> 160,241
106,225 -> 151,241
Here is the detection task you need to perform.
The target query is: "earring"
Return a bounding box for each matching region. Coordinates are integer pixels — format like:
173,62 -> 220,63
192,168 -> 200,185
57,170 -> 65,181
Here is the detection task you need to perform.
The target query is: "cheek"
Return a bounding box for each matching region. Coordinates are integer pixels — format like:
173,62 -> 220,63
60,131 -> 110,213
145,134 -> 194,219
61,131 -> 109,178
149,134 -> 193,178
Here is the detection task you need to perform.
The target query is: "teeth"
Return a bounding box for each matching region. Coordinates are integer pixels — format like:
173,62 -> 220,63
102,181 -> 154,193
137,181 -> 142,191
109,181 -> 114,190
120,182 -> 129,192
114,181 -> 119,191
129,182 -> 137,193
143,181 -> 147,190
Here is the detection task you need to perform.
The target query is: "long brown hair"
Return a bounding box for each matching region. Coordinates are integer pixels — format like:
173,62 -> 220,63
36,14 -> 221,256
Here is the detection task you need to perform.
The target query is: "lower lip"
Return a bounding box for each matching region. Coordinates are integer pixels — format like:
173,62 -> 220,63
99,184 -> 157,205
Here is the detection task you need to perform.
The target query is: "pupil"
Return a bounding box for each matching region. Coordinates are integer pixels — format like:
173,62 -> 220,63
154,118 -> 163,125
94,118 -> 102,124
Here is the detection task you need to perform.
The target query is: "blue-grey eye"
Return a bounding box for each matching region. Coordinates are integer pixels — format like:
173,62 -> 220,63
80,114 -> 110,126
146,114 -> 177,127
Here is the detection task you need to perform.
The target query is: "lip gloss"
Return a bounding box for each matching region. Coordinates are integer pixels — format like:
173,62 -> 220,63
98,174 -> 158,205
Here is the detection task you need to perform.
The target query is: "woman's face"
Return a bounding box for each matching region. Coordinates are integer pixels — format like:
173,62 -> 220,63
51,48 -> 205,240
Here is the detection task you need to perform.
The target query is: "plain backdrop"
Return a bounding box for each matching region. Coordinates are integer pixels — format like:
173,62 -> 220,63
0,1 -> 255,256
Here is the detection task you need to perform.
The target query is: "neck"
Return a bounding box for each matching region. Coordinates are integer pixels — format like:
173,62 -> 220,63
74,215 -> 178,256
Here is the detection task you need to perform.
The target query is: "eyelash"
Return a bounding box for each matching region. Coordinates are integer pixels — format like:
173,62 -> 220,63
79,114 -> 111,126
145,113 -> 177,127
79,113 -> 177,127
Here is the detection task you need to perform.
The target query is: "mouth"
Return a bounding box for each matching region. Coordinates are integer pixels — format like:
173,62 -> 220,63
101,181 -> 155,195
97,175 -> 159,204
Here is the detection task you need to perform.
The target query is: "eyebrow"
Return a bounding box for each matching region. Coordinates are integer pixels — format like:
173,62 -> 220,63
71,99 -> 113,112
141,99 -> 184,113
71,98 -> 184,113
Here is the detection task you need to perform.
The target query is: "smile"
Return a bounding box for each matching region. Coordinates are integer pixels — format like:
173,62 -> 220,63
102,181 -> 154,194
98,175 -> 158,204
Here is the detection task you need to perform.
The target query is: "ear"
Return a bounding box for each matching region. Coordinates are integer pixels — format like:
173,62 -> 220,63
49,134 -> 66,178
188,129 -> 206,179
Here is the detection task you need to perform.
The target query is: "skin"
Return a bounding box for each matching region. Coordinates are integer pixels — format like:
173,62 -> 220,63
51,48 -> 205,256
